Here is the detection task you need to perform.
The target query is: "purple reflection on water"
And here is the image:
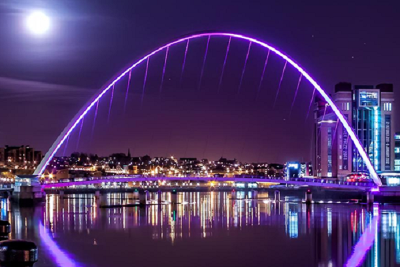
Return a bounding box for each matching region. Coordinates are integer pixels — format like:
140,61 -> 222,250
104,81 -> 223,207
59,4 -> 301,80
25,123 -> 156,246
39,222 -> 80,267
345,208 -> 379,267
36,191 -> 399,266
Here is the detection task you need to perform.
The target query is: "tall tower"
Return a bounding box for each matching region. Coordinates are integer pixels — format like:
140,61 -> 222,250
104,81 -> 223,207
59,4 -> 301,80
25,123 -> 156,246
352,84 -> 395,172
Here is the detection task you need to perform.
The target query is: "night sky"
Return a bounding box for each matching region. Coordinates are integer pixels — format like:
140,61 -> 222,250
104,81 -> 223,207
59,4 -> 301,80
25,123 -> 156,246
0,0 -> 399,163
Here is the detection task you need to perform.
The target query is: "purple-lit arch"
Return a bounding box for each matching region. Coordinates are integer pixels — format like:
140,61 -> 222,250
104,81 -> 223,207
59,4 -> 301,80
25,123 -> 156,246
33,32 -> 382,186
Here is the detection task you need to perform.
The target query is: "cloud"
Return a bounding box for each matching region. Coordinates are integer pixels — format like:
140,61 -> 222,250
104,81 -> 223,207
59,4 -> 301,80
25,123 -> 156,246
0,76 -> 95,102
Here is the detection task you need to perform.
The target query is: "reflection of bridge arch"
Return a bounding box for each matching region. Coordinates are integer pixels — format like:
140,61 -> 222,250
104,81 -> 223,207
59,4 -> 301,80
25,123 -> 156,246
33,32 -> 382,186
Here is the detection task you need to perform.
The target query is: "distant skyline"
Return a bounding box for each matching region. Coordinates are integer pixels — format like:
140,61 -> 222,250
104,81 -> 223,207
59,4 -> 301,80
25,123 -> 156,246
1,0 -> 399,164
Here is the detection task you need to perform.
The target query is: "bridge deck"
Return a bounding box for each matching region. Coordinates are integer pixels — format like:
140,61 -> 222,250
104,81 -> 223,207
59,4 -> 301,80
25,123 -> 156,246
42,176 -> 375,191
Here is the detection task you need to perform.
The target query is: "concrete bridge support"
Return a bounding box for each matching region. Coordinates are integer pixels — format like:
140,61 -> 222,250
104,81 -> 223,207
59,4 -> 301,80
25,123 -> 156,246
158,190 -> 162,205
274,190 -> 280,202
139,190 -> 147,206
171,190 -> 178,205
13,175 -> 43,205
95,191 -> 107,207
133,190 -> 139,200
305,190 -> 312,204
366,191 -> 374,205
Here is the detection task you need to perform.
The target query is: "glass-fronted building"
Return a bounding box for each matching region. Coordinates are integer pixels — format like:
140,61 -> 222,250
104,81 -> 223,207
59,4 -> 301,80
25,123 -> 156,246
314,83 -> 395,178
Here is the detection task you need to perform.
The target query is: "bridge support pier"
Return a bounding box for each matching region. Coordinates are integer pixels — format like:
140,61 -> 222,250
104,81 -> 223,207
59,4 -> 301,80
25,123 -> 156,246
366,191 -> 374,205
94,191 -> 107,207
12,175 -> 44,206
305,190 -> 312,204
171,190 -> 178,205
158,190 -> 162,205
274,190 -> 280,202
139,190 -> 147,206
133,190 -> 139,200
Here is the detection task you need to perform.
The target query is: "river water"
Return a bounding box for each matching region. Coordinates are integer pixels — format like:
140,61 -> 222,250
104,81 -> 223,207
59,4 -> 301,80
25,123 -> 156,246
1,191 -> 399,267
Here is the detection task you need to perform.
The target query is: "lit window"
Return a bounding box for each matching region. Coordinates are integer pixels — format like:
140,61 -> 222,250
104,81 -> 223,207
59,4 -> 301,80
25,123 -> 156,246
395,148 -> 400,154
395,166 -> 400,171
384,102 -> 392,111
341,102 -> 350,111
396,135 -> 400,140
395,160 -> 400,165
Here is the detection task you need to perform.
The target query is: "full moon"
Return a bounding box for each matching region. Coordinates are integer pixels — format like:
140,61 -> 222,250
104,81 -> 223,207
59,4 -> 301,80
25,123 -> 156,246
26,11 -> 50,35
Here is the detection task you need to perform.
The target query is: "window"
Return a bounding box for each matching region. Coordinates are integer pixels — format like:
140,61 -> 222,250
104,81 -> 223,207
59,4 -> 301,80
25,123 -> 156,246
395,135 -> 400,140
342,102 -> 350,111
395,148 -> 400,154
384,102 -> 392,111
395,166 -> 400,171
395,160 -> 400,166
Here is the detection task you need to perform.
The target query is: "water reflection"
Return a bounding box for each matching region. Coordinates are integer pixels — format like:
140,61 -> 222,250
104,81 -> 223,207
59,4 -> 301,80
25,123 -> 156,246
2,192 -> 400,266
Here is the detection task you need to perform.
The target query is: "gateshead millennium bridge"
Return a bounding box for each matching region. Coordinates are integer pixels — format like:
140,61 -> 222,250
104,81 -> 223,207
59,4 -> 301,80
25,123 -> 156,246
12,32 -> 388,204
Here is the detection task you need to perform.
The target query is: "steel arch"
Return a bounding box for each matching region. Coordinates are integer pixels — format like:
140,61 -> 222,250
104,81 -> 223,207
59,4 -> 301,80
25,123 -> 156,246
33,32 -> 381,186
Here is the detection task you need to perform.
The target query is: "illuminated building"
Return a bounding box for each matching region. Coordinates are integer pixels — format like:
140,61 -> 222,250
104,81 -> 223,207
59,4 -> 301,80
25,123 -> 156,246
395,132 -> 400,171
352,84 -> 395,173
285,162 -> 300,180
284,162 -> 313,179
315,112 -> 338,178
0,145 -> 42,166
315,83 -> 395,178
300,162 -> 313,177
